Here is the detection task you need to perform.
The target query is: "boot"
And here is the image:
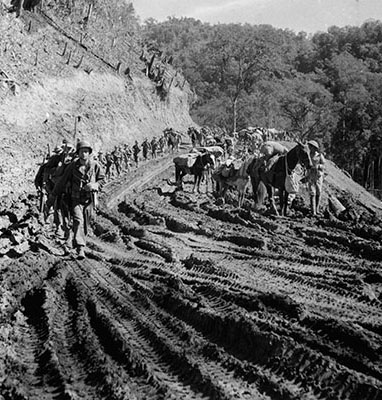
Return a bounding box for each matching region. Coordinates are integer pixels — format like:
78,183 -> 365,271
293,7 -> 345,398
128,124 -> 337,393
310,195 -> 316,216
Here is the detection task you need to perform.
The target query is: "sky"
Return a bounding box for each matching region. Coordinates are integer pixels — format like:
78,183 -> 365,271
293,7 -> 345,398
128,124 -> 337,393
131,0 -> 382,34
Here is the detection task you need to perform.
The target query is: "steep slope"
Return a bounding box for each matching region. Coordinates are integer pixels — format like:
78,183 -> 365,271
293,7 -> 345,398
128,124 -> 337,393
0,1 -> 194,197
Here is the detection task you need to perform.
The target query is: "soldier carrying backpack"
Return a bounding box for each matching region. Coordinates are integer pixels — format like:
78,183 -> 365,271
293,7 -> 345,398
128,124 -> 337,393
54,140 -> 105,259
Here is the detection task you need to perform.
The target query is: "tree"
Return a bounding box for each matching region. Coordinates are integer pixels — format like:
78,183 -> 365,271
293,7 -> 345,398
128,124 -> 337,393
322,52 -> 380,180
278,74 -> 336,143
197,24 -> 284,132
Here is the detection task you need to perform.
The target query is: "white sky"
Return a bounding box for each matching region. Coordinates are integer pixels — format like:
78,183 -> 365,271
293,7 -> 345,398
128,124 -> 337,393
131,0 -> 382,33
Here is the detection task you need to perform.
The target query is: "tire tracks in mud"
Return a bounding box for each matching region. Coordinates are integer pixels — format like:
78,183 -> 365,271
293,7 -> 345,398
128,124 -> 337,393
104,158 -> 174,209
6,155 -> 382,399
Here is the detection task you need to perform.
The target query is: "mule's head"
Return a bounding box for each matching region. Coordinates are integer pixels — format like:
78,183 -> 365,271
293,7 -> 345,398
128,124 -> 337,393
296,141 -> 313,170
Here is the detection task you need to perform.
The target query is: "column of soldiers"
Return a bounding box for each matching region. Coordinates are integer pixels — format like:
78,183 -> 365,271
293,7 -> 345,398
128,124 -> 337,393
35,129 -> 181,259
95,130 -> 177,180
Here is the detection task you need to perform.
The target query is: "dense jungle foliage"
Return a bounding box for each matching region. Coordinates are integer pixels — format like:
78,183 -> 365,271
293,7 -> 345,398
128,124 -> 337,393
141,17 -> 382,191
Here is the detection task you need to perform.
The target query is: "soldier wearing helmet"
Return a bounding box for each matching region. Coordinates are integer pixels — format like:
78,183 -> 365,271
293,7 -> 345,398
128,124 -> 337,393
54,139 -> 105,259
112,145 -> 123,176
304,140 -> 326,215
142,138 -> 150,161
36,143 -> 70,234
97,150 -> 106,167
132,140 -> 140,167
151,136 -> 158,159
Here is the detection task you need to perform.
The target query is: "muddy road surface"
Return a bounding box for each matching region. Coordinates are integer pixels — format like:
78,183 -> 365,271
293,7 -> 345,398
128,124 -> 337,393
1,153 -> 382,400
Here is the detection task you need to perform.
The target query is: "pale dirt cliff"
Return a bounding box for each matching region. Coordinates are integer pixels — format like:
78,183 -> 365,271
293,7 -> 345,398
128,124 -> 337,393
0,1 -> 194,197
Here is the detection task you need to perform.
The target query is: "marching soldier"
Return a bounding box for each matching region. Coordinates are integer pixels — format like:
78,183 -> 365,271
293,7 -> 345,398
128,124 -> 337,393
104,152 -> 114,180
133,140 -> 140,167
151,137 -> 158,159
158,135 -> 166,154
97,150 -> 106,167
123,144 -> 132,170
142,138 -> 150,161
54,140 -> 105,259
112,146 -> 123,176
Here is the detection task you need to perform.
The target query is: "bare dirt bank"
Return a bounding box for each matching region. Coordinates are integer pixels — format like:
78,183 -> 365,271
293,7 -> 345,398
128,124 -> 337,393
0,9 -> 194,197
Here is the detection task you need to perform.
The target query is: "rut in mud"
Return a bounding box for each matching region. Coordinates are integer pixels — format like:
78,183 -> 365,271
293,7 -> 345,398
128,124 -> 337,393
1,153 -> 382,400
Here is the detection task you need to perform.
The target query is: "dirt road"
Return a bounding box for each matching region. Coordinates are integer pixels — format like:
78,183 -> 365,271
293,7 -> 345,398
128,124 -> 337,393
1,152 -> 382,400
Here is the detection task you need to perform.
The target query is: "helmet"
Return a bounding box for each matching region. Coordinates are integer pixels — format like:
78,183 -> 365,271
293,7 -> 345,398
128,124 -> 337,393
307,140 -> 319,149
76,140 -> 93,154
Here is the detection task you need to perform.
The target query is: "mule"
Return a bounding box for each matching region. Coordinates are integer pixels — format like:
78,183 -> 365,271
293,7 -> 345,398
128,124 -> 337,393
195,146 -> 224,167
247,142 -> 313,216
212,157 -> 254,207
190,152 -> 215,193
172,152 -> 215,192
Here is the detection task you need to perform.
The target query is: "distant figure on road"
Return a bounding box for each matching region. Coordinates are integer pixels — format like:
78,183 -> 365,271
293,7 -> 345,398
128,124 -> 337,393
151,137 -> 158,159
142,138 -> 150,161
105,152 -> 114,180
133,140 -> 141,168
112,146 -> 123,176
123,144 -> 132,170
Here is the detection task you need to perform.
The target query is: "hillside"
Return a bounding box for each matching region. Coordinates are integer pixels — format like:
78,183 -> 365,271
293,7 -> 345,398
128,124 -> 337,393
0,1 -> 194,197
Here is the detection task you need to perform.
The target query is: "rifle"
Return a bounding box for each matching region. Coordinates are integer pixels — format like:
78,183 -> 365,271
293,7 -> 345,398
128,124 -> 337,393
38,188 -> 46,213
83,191 -> 98,237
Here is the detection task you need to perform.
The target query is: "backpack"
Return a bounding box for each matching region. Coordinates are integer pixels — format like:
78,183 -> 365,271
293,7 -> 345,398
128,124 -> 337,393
285,172 -> 299,194
284,156 -> 299,194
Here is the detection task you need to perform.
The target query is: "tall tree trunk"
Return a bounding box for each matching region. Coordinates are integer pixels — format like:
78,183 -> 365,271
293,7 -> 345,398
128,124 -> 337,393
232,97 -> 238,133
370,160 -> 375,190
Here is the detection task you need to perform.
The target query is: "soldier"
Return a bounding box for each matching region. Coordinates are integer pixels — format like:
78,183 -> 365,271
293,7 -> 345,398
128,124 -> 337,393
97,150 -> 106,167
37,146 -> 65,230
105,152 -> 114,180
142,138 -> 150,161
123,144 -> 132,170
175,132 -> 182,151
158,135 -> 166,154
132,140 -> 140,167
167,129 -> 177,153
151,137 -> 158,159
112,146 -> 123,176
188,127 -> 197,148
305,140 -> 326,215
54,140 -> 105,259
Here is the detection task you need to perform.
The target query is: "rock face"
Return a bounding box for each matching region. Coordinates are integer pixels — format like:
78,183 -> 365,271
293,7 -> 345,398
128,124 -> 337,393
0,1 -> 195,196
